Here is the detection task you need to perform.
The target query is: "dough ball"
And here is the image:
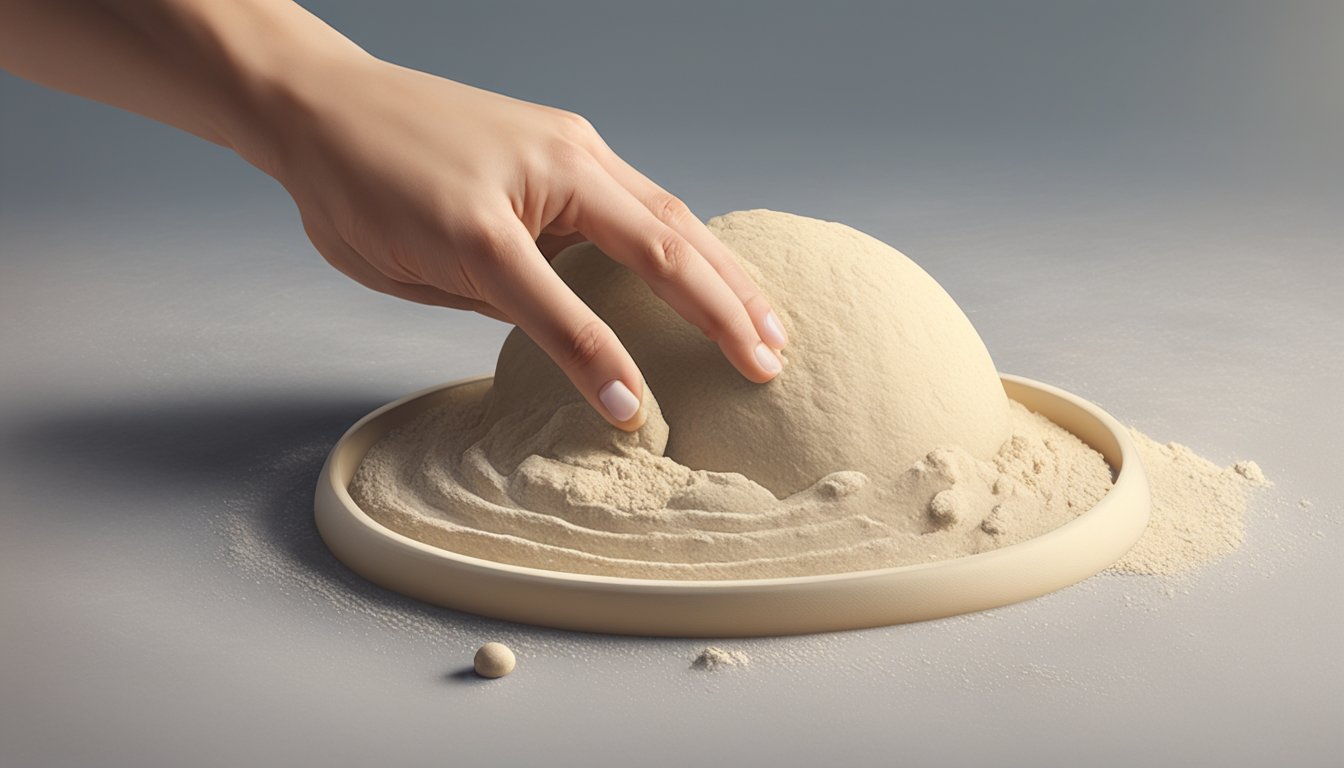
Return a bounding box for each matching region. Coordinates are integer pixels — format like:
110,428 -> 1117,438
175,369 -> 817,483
473,642 -> 516,679
481,210 -> 1011,496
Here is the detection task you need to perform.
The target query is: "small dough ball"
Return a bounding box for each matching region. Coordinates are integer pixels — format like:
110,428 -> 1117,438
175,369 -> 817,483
473,642 -> 516,679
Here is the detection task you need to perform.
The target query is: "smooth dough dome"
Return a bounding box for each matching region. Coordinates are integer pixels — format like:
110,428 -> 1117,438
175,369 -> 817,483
481,209 -> 1011,496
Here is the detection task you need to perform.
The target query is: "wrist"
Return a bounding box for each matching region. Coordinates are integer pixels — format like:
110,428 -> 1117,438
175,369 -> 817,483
167,0 -> 375,175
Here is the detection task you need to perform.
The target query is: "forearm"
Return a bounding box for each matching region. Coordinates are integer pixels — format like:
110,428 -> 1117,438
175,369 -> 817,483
0,0 -> 367,162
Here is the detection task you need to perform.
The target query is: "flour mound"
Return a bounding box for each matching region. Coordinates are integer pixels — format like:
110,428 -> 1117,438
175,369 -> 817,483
483,209 -> 1011,497
348,210 -> 1121,580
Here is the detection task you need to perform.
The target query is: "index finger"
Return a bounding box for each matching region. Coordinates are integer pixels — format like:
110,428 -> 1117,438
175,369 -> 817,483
568,169 -> 783,384
594,149 -> 789,350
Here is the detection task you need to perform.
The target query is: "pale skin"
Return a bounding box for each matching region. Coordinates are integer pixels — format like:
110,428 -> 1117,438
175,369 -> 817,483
0,0 -> 789,429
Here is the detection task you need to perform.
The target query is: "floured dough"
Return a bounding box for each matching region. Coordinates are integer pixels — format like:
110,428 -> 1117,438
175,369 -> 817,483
349,211 -> 1116,580
483,209 -> 1012,496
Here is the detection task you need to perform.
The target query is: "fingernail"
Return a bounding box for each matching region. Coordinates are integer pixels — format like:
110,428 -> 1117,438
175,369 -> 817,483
598,379 -> 641,422
754,343 -> 783,376
762,311 -> 788,349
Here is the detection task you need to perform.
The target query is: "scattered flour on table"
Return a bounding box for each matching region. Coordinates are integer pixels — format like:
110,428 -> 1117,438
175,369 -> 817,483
692,647 -> 752,670
1109,430 -> 1272,576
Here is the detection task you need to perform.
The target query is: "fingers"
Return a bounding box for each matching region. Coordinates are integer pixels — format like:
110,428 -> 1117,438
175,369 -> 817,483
475,219 -> 649,431
593,148 -> 788,351
568,170 -> 784,384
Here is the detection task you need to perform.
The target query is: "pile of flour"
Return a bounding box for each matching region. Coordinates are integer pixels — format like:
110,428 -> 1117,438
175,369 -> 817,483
349,394 -> 1269,579
350,210 -> 1124,579
349,210 -> 1269,581
350,380 -> 1111,579
1113,430 -> 1270,575
477,210 -> 1013,498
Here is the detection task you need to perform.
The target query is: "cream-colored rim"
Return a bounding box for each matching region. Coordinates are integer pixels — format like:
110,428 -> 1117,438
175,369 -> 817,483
314,375 -> 1149,637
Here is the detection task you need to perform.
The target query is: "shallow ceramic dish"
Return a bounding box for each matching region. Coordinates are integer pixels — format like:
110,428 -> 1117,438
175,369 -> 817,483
314,374 -> 1149,637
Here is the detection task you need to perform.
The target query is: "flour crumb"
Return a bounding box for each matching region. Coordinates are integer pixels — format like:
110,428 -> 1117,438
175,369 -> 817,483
1298,498 -> 1313,509
692,647 -> 751,670
1232,460 -> 1270,486
979,504 -> 1006,536
928,489 -> 962,528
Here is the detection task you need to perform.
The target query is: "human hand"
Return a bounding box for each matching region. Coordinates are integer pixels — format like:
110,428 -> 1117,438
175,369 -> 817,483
243,55 -> 789,429
0,0 -> 787,429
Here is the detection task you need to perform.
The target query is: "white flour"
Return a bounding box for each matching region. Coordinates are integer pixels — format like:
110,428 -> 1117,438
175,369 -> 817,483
352,386 -> 1112,578
350,211 -> 1114,579
211,211 -> 1280,679
692,647 -> 751,670
1111,430 -> 1271,575
349,211 -> 1272,581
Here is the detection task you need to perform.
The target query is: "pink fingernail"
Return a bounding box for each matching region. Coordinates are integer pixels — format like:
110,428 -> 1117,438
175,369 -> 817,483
762,311 -> 788,349
754,343 -> 783,376
598,379 -> 641,422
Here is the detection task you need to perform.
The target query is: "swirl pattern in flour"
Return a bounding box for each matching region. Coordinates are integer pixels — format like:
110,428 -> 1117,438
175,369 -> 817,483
349,380 -> 1113,579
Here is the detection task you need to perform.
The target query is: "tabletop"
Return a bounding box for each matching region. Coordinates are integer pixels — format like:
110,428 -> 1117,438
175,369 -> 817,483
3,3 -> 1341,766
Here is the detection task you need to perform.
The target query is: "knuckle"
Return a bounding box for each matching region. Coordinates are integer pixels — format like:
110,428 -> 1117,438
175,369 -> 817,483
553,110 -> 598,142
649,193 -> 693,227
735,290 -> 765,317
643,229 -> 694,282
564,319 -> 611,371
739,289 -> 767,311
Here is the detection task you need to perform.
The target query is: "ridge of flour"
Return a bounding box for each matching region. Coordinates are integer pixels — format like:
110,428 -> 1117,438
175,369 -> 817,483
348,390 -> 1270,580
349,382 -> 1113,579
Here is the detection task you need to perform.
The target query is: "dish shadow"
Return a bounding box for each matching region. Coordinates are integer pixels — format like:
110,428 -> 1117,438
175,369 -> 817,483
1,390 -> 668,647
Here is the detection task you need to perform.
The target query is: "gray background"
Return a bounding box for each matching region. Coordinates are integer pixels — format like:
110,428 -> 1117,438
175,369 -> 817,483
2,1 -> 1340,766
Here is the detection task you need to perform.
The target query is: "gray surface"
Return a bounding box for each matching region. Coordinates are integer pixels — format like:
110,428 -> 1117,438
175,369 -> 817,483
2,2 -> 1341,766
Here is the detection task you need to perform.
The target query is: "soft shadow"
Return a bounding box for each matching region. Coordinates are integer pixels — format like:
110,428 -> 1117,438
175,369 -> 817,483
1,391 -> 654,644
442,665 -> 490,685
1,393 -> 383,486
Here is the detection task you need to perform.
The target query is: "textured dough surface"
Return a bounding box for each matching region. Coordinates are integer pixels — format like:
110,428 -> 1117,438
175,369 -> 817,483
483,209 -> 1012,496
349,211 -> 1115,580
350,381 -> 1112,579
